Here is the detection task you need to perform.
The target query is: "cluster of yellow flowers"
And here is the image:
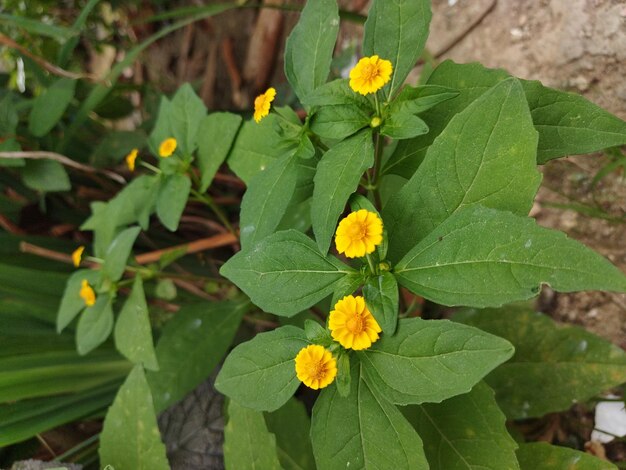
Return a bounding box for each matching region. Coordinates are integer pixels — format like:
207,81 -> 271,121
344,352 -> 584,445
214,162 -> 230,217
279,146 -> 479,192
71,246 -> 96,307
253,55 -> 392,124
123,137 -> 178,173
295,210 -> 384,390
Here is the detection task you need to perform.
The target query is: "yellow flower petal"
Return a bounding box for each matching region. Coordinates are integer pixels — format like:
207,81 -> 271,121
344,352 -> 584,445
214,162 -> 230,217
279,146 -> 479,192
329,295 -> 382,351
334,209 -> 384,258
295,344 -> 337,390
125,148 -> 138,171
79,279 -> 96,307
159,138 -> 177,158
253,87 -> 277,123
349,56 -> 393,95
71,246 -> 85,268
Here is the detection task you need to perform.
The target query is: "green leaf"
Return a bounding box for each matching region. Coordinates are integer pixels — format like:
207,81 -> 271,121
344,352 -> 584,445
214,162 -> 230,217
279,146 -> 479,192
0,92 -> 18,136
21,160 -> 71,192
311,361 -> 428,469
309,104 -> 371,140
293,133 -> 315,160
167,83 -> 207,155
381,111 -> 429,140
28,78 -> 76,137
224,400 -> 282,470
265,398 -> 316,470
76,294 -> 114,355
454,307 -> 626,419
100,366 -> 169,470
360,317 -> 514,405
382,61 -> 509,177
389,84 -> 459,115
240,153 -> 299,249
148,96 -> 172,155
114,277 -> 158,371
284,0 -> 339,102
197,112 -> 242,191
102,226 -> 141,282
403,382 -> 520,470
304,319 -> 331,345
57,269 -> 101,333
227,115 -> 295,184
147,301 -> 247,412
395,206 -> 626,307
0,13 -> 73,41
156,173 -> 191,231
221,230 -> 353,316
384,78 -> 541,262
516,443 -> 617,470
312,130 -> 374,254
91,130 -> 146,166
335,352 -> 351,398
363,0 -> 432,96
302,78 -> 373,109
363,272 -> 399,335
215,325 -> 309,411
523,79 -> 626,163
0,139 -> 23,167
330,273 -> 364,307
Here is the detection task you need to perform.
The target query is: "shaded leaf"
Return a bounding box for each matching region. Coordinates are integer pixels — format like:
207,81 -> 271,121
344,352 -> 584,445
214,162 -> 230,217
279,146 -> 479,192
363,272 -> 399,334
76,294 -> 114,355
156,173 -> 191,231
21,160 -> 70,192
102,226 -> 141,282
28,78 -> 76,137
454,306 -> 626,419
517,443 -> 616,470
197,112 -> 242,191
57,269 -> 101,333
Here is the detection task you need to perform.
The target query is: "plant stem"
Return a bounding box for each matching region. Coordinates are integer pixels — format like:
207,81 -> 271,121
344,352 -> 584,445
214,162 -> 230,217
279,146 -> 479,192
190,189 -> 236,234
371,132 -> 384,210
139,160 -> 161,174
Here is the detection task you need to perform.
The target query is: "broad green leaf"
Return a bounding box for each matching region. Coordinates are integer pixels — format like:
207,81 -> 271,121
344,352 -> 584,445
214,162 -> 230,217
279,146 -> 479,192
21,160 -> 71,192
363,272 -> 399,334
147,301 -> 247,412
265,398 -> 316,470
148,96 -> 172,155
76,294 -> 114,355
363,0 -> 432,96
335,352 -> 351,398
156,173 -> 191,231
403,382 -> 520,470
28,78 -> 76,137
385,78 -> 541,262
389,84 -> 459,116
284,0 -> 339,101
302,78 -> 373,109
100,366 -> 169,470
454,307 -> 626,419
221,230 -> 354,316
312,130 -> 374,254
0,380 -> 119,447
309,104 -> 371,140
102,226 -> 141,282
227,115 -> 295,184
516,443 -> 617,470
360,317 -> 514,405
523,79 -> 626,163
167,83 -> 207,155
293,133 -> 315,160
382,61 -> 509,177
57,269 -> 101,333
224,400 -> 282,470
311,361 -> 428,469
331,273 -> 364,307
240,153 -> 299,249
215,326 -> 309,411
395,206 -> 626,307
0,138 -> 23,167
381,111 -> 429,140
197,112 -> 242,191
114,277 -> 158,371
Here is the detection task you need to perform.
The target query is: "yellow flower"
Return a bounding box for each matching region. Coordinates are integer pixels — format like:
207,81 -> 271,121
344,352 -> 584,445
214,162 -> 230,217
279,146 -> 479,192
79,279 -> 96,307
329,295 -> 381,350
349,55 -> 393,95
335,209 -> 383,258
71,246 -> 85,267
125,148 -> 138,171
253,87 -> 276,123
159,138 -> 177,158
295,344 -> 337,390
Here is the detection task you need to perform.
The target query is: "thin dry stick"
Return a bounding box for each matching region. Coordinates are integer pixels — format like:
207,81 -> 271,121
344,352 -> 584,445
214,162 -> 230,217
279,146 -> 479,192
0,32 -> 99,83
135,232 -> 238,265
0,151 -> 126,184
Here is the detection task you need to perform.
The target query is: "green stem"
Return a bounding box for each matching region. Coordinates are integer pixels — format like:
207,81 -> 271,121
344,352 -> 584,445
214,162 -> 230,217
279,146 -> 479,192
370,133 -> 384,210
190,188 -> 236,235
139,161 -> 161,174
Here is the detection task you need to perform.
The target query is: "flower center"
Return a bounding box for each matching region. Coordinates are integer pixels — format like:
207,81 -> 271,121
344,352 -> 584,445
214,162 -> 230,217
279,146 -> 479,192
361,63 -> 378,81
346,313 -> 365,334
347,222 -> 367,240
307,360 -> 326,380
